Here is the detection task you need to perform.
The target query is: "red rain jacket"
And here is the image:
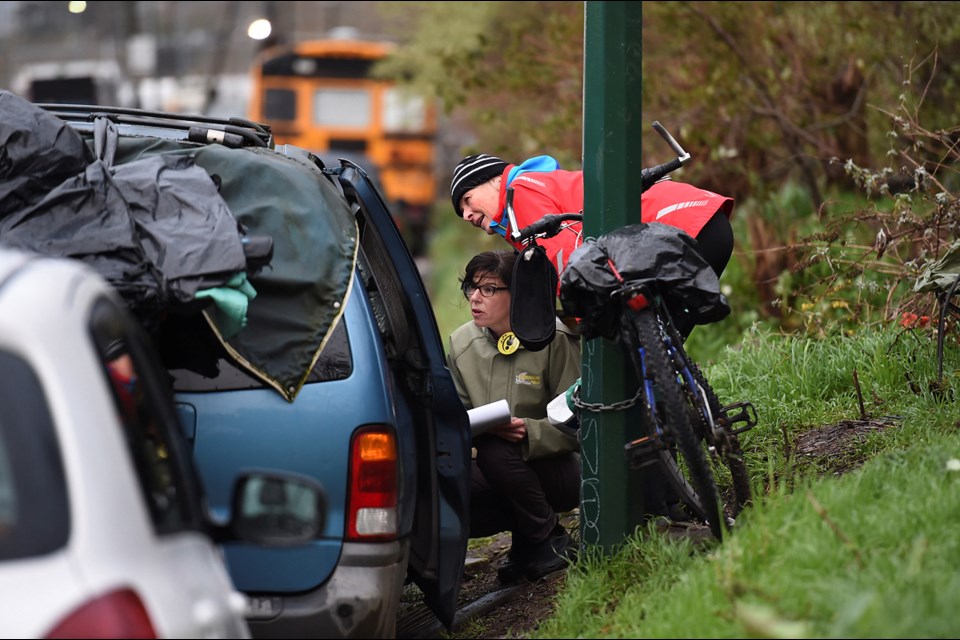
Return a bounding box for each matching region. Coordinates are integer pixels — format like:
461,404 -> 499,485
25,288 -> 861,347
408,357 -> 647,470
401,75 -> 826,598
641,179 -> 734,238
495,166 -> 732,278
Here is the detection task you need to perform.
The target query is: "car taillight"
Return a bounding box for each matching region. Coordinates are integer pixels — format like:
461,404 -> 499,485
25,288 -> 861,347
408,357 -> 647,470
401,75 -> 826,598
45,588 -> 157,639
346,426 -> 398,541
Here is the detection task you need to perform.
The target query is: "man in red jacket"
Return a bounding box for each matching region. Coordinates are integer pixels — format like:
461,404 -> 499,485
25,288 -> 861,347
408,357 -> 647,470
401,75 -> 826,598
450,153 -> 735,280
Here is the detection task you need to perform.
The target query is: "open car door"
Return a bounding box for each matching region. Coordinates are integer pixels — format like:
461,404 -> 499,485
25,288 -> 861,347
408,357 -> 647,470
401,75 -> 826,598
328,157 -> 471,629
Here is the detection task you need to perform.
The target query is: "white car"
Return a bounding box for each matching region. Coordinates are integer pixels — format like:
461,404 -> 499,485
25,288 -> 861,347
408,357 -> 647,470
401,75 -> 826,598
0,248 -> 327,639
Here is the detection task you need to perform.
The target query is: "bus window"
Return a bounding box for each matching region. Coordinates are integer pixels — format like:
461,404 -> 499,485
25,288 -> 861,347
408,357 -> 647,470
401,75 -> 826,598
265,88 -> 296,121
383,89 -> 426,133
312,88 -> 371,128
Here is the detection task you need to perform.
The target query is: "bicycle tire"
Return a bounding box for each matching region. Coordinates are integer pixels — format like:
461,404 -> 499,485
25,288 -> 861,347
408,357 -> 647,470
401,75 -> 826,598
625,307 -> 725,539
686,358 -> 752,521
660,307 -> 752,526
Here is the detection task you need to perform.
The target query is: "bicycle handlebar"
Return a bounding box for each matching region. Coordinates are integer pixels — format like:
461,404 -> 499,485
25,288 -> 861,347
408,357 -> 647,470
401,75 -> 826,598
641,121 -> 690,193
514,213 -> 583,243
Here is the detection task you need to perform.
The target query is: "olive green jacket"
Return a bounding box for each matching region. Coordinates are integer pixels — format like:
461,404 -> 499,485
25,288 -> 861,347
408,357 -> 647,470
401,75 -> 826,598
446,318 -> 581,460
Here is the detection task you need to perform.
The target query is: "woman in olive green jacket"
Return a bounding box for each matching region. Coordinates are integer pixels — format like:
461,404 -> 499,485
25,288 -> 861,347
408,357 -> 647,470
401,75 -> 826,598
447,249 -> 581,584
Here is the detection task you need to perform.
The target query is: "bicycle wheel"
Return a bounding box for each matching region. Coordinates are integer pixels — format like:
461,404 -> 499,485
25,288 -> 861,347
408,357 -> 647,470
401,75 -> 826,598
666,318 -> 754,531
625,307 -> 725,539
654,305 -> 754,524
685,358 -> 752,521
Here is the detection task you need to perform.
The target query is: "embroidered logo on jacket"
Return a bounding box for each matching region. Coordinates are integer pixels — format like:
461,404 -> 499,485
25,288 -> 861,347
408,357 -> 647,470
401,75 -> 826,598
515,372 -> 542,386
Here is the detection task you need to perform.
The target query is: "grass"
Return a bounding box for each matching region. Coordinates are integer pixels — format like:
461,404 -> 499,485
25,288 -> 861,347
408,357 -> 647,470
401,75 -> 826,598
531,325 -> 960,638
539,434 -> 960,638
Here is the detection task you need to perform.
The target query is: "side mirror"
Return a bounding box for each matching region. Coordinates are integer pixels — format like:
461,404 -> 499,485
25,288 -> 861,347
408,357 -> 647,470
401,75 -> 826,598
228,470 -> 327,546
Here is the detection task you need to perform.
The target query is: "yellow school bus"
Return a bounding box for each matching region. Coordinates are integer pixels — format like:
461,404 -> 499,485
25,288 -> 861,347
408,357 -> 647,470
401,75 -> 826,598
248,38 -> 437,256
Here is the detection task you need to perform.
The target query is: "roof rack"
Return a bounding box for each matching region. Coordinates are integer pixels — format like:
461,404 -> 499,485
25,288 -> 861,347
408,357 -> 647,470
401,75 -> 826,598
38,103 -> 274,149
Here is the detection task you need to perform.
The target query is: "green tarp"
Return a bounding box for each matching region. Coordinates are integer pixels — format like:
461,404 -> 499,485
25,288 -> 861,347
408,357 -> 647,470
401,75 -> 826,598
114,138 -> 358,402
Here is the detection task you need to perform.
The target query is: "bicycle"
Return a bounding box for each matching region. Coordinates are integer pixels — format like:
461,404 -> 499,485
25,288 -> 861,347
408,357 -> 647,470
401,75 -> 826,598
507,122 -> 757,540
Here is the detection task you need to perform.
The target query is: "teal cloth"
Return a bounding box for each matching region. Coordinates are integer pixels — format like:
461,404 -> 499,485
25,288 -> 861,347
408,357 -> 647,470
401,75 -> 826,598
111,138 -> 358,402
195,272 -> 258,339
565,377 -> 581,413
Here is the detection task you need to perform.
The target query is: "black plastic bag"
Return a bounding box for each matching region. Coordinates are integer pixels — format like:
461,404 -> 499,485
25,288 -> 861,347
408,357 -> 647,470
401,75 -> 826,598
560,223 -> 730,340
0,90 -> 94,216
0,99 -> 248,323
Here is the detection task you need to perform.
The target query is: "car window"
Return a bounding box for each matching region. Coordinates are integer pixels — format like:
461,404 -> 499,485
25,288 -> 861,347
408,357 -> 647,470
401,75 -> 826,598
0,351 -> 70,560
356,204 -> 414,362
89,298 -> 205,534
156,312 -> 352,392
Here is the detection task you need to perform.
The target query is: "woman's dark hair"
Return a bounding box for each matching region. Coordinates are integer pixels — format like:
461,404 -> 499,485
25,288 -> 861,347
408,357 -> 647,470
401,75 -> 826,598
459,249 -> 516,293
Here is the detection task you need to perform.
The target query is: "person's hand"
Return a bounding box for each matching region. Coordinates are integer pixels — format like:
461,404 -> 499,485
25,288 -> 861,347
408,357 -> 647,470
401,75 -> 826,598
491,417 -> 526,443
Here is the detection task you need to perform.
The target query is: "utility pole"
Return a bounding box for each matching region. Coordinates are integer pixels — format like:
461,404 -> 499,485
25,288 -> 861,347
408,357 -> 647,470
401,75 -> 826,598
579,1 -> 647,553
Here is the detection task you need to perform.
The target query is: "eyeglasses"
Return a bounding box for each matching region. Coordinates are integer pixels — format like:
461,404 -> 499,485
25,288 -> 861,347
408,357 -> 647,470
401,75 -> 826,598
462,283 -> 509,299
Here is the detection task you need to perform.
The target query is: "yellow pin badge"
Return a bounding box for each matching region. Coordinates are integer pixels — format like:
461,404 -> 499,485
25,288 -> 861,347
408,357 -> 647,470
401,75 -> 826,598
497,331 -> 520,355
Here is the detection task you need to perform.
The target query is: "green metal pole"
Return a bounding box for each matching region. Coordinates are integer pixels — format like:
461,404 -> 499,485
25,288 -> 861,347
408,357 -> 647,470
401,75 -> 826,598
580,0 -> 645,553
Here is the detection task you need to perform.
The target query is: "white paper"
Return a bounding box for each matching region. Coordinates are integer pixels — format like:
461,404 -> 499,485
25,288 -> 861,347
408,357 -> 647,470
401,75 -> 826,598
467,399 -> 511,438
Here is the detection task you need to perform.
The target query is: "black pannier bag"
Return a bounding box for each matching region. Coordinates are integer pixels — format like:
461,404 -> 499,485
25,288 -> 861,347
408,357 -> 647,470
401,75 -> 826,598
559,222 -> 730,341
510,243 -> 559,352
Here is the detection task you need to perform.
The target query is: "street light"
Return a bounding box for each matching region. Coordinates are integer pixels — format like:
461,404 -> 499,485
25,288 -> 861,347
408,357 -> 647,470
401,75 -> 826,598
247,18 -> 272,41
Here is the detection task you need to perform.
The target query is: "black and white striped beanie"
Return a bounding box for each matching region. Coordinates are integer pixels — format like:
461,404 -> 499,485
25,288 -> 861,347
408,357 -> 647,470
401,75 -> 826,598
450,154 -> 508,216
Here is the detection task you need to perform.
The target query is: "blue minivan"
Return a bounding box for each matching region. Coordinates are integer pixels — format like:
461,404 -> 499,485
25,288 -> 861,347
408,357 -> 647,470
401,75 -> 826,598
37,102 -> 473,638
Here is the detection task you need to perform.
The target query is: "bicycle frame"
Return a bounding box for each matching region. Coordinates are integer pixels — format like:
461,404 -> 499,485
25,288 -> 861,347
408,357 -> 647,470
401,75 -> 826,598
623,280 -> 753,449
619,285 -> 703,443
